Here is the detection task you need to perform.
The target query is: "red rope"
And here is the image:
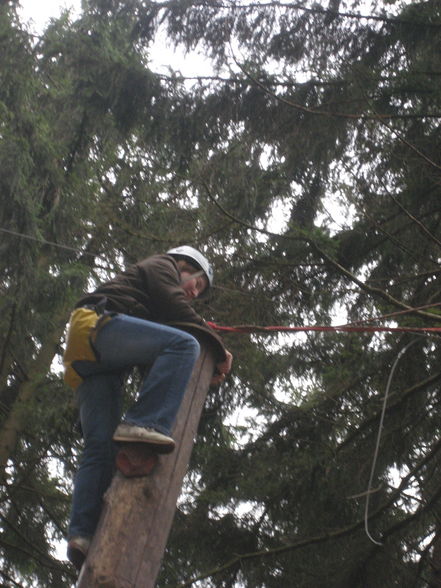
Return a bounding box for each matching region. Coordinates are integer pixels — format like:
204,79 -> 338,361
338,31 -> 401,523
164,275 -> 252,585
206,321 -> 441,335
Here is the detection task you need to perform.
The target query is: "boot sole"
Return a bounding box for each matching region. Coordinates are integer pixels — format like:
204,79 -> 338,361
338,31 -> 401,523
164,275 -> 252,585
113,435 -> 175,454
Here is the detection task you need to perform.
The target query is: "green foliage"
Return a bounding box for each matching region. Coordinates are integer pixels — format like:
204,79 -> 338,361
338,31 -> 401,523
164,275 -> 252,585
2,0 -> 441,586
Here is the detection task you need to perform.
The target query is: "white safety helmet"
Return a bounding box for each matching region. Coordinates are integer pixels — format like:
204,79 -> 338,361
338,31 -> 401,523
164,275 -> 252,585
167,245 -> 214,288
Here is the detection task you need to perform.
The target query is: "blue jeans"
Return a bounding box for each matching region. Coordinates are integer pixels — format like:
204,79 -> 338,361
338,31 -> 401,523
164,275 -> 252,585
68,313 -> 200,539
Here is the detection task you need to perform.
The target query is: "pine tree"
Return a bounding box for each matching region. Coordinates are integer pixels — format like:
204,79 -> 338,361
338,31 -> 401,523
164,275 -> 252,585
2,0 -> 441,586
150,1 -> 441,586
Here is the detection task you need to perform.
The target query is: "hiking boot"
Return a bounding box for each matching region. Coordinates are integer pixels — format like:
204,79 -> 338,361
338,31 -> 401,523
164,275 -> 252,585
67,536 -> 91,571
113,423 -> 175,453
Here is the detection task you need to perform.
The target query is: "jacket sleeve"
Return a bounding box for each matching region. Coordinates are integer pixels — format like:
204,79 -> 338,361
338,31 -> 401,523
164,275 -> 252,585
136,254 -> 206,325
137,255 -> 228,361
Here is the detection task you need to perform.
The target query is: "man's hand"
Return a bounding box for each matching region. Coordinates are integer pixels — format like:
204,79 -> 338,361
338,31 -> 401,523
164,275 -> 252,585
210,350 -> 233,386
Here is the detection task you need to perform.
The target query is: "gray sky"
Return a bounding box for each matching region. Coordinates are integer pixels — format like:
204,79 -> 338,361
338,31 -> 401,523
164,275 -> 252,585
18,0 -> 212,77
19,0 -> 81,32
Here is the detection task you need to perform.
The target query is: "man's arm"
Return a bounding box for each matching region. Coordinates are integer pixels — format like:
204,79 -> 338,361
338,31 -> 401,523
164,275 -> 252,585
139,254 -> 233,380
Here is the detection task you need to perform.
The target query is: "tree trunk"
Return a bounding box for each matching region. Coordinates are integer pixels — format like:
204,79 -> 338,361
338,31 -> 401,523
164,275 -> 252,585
0,306 -> 70,477
77,335 -> 216,588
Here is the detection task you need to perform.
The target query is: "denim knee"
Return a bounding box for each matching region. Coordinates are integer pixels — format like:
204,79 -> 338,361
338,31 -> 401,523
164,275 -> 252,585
178,331 -> 200,359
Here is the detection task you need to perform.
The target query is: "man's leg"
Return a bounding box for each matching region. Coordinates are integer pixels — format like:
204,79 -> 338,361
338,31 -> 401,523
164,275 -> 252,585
68,313 -> 199,567
68,370 -> 123,542
93,314 -> 200,436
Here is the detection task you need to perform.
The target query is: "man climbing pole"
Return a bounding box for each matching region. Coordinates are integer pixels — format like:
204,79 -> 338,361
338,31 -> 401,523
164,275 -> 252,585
63,246 -> 233,570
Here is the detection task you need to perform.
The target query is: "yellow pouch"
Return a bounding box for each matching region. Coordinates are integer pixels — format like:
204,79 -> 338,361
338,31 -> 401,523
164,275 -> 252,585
63,307 -> 111,389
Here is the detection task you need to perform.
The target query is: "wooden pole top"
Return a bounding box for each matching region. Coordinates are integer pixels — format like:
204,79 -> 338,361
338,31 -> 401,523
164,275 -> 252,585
77,337 -> 216,588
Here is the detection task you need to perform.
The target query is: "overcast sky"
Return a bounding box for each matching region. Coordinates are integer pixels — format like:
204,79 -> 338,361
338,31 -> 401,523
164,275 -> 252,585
17,0 -> 213,78
18,0 -> 81,33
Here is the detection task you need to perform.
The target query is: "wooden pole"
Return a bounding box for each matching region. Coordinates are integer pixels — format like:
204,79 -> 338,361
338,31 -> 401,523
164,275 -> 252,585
77,336 -> 216,588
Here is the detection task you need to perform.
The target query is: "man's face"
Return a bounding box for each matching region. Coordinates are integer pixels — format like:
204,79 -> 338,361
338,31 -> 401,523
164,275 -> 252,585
180,269 -> 209,300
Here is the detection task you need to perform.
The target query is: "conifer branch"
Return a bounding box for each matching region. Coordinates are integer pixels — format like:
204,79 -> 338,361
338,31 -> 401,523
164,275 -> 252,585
354,76 -> 441,172
0,301 -> 17,388
172,519 -> 365,587
201,180 -> 441,321
0,514 -> 65,572
338,369 -> 441,451
173,435 -> 441,587
388,192 -> 441,251
0,569 -> 25,588
362,210 -> 432,267
201,178 -> 308,243
345,167 -> 441,265
229,50 -> 441,122
309,240 -> 441,321
158,0 -> 441,28
158,73 -> 348,88
362,207 -> 441,269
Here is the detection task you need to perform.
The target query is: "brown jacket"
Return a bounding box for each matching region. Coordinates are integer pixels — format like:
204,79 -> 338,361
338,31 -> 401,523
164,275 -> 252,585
76,254 -> 226,360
